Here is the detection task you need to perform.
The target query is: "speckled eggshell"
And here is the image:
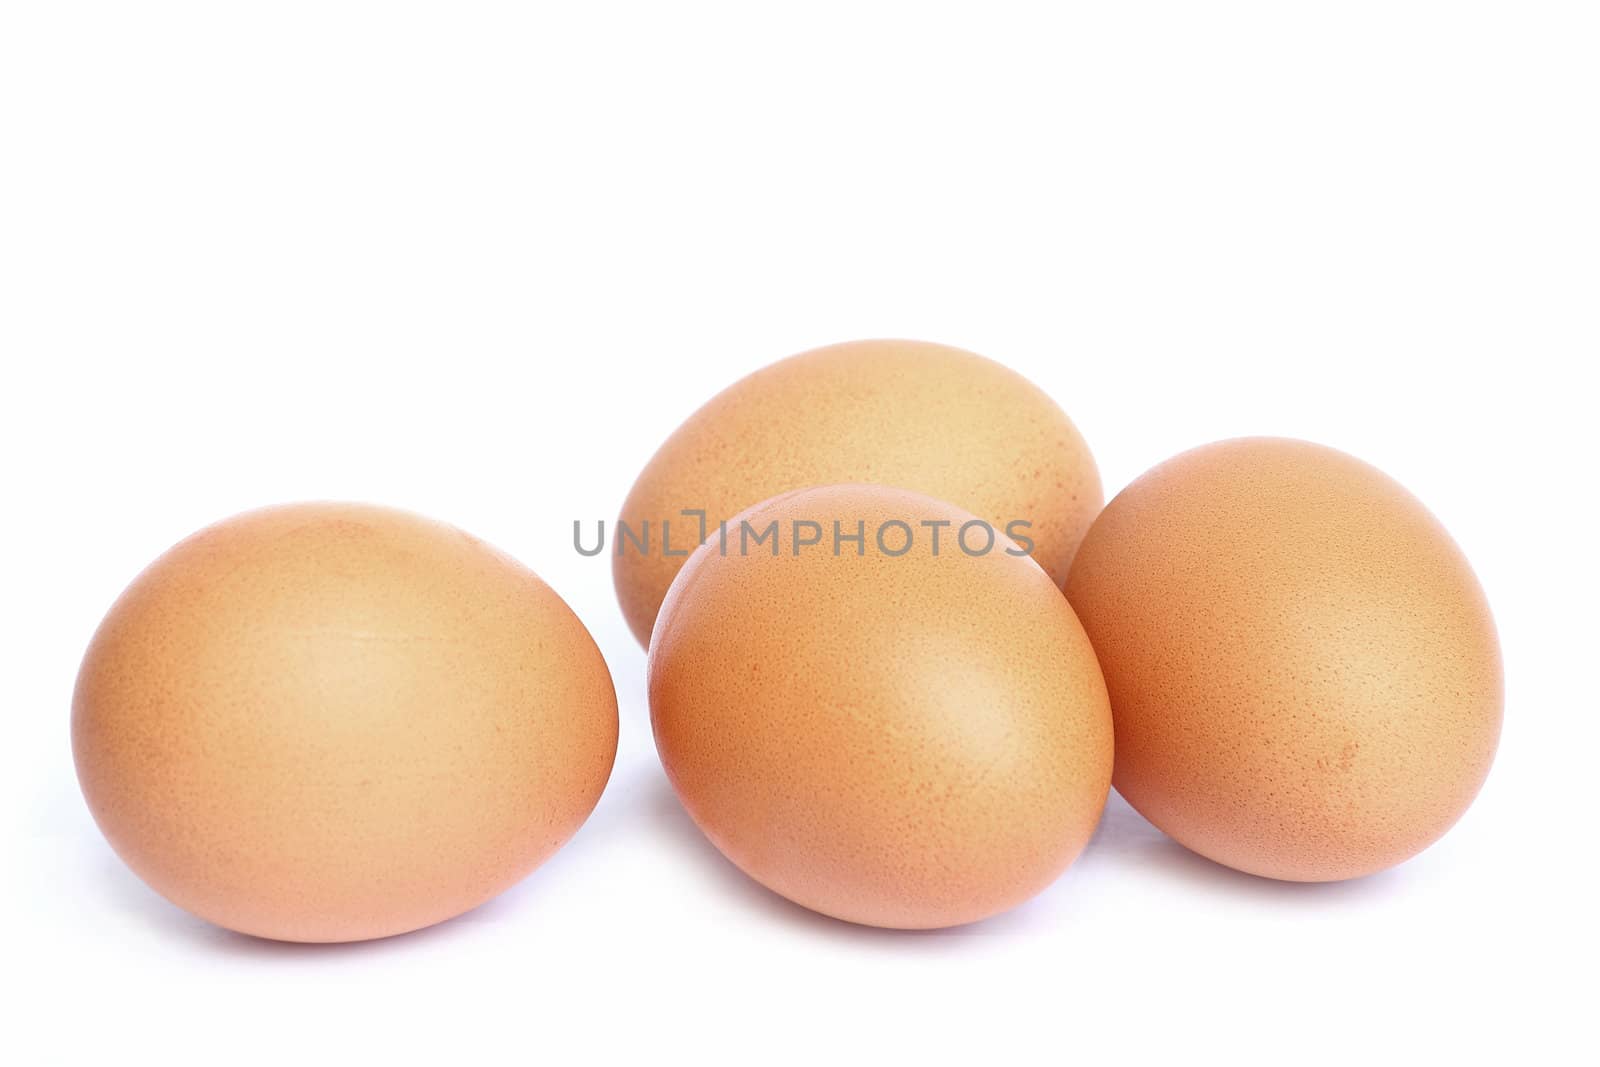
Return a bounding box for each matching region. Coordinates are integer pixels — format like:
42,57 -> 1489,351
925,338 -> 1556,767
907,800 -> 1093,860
1064,438 -> 1502,882
649,484 -> 1114,929
615,339 -> 1102,647
72,503 -> 618,942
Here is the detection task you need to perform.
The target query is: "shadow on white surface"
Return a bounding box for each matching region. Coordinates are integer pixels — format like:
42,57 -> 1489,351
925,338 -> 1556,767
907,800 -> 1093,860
1081,789 -> 1410,905
84,808 -> 616,958
83,774 -> 1414,958
90,850 -> 519,957
639,773 -> 987,946
634,773 -> 1410,938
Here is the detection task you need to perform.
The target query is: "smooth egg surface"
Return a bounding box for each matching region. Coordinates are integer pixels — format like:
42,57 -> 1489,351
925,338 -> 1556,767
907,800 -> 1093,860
1065,438 -> 1502,882
614,339 -> 1102,646
72,503 -> 618,942
649,484 -> 1114,929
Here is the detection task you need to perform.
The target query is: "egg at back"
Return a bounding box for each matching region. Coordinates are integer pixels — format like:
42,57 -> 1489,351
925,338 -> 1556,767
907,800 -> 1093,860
614,339 -> 1102,646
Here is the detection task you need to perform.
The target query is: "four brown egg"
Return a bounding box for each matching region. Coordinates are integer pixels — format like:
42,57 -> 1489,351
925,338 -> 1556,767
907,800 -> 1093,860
72,345 -> 1502,939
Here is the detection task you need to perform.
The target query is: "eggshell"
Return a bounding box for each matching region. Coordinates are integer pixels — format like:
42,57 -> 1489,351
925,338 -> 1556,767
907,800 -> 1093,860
615,339 -> 1102,646
649,484 -> 1114,928
1064,438 -> 1502,881
72,503 -> 618,942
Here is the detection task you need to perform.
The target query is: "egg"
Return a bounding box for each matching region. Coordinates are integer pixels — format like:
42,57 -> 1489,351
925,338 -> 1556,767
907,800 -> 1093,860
614,339 -> 1102,646
72,503 -> 618,942
649,483 -> 1114,928
1064,438 -> 1502,881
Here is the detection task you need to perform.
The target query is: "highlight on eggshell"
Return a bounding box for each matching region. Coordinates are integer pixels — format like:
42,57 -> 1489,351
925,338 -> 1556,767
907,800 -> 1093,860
648,483 -> 1115,929
1064,438 -> 1502,882
611,338 -> 1103,648
72,502 -> 619,943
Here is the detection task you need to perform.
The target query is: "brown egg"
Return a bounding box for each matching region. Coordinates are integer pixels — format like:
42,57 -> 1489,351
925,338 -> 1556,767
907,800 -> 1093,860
1064,438 -> 1502,881
649,484 -> 1114,928
614,339 -> 1102,646
72,503 -> 618,942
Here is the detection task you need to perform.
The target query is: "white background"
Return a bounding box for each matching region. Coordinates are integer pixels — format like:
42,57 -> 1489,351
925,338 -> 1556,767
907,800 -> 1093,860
3,2 -> 1595,1063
